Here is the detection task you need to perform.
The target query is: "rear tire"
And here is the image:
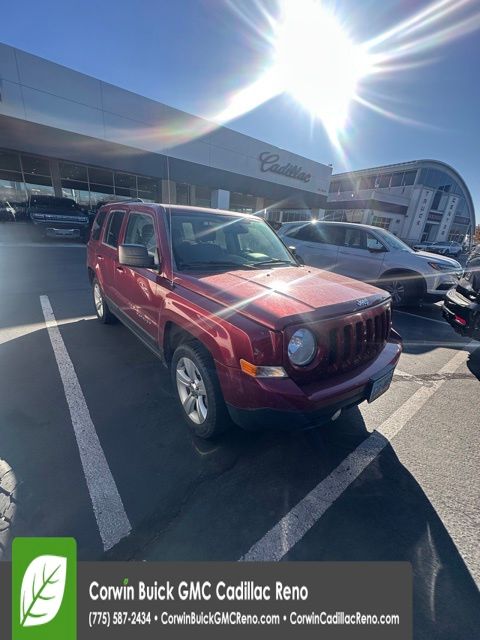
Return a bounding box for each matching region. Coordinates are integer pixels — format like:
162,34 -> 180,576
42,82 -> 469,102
171,341 -> 231,439
92,278 -> 115,324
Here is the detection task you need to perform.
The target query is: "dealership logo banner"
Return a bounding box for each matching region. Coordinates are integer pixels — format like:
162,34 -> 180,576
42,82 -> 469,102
1,543 -> 412,639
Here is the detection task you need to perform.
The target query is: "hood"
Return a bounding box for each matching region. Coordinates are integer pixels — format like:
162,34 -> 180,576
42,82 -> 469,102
176,266 -> 389,331
413,250 -> 461,268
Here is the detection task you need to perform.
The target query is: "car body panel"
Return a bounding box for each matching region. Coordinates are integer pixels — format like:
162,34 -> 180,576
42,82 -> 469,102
280,221 -> 462,298
87,204 -> 402,430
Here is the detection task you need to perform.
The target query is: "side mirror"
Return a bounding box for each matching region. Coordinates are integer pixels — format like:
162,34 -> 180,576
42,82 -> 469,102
289,245 -> 305,265
118,244 -> 155,268
368,246 -> 386,253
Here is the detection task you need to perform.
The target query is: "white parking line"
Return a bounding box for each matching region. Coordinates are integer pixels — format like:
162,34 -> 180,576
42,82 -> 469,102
0,243 -> 84,248
241,346 -> 471,562
40,295 -> 131,551
395,310 -> 448,325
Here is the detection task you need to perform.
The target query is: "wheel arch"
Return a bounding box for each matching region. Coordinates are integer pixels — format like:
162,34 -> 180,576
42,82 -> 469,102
379,268 -> 427,297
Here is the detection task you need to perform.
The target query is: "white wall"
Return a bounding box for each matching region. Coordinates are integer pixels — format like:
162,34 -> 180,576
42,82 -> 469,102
0,43 -> 332,196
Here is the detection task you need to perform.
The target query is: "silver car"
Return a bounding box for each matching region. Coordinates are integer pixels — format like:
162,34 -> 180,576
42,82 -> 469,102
278,221 -> 462,306
413,240 -> 463,257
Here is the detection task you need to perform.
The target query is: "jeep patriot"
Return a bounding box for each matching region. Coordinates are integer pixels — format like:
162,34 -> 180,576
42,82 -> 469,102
87,203 -> 402,438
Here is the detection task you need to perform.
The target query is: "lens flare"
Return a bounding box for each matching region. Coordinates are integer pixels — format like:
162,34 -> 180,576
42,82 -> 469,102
211,0 -> 480,153
271,0 -> 372,137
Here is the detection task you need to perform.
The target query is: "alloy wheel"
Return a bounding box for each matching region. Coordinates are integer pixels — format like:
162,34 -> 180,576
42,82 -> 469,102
93,282 -> 104,318
176,357 -> 208,424
385,280 -> 406,305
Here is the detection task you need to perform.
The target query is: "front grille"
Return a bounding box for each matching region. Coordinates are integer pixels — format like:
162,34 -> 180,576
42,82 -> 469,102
325,305 -> 391,374
287,303 -> 392,379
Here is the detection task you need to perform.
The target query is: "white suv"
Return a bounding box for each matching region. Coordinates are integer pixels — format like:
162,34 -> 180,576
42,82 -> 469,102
278,221 -> 462,306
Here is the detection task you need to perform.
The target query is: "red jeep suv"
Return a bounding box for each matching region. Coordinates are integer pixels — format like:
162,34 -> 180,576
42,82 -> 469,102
87,202 -> 402,438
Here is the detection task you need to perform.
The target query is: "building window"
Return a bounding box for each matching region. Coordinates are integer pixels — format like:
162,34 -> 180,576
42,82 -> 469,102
195,185 -> 212,208
176,183 -> 190,206
371,215 -> 391,230
390,173 -> 403,187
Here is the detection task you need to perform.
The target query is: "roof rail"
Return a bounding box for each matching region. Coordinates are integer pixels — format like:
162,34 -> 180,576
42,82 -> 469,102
99,197 -> 145,206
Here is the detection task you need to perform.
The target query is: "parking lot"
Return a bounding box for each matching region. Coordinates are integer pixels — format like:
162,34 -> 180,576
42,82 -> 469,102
0,225 -> 479,638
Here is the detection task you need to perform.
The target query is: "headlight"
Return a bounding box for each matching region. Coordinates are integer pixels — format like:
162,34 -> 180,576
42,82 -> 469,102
288,328 -> 317,366
428,261 -> 455,272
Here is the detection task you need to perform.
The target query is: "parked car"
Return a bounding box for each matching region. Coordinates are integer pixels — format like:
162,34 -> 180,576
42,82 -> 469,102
87,204 -> 402,438
278,221 -> 462,306
413,240 -> 463,257
0,200 -> 17,222
442,256 -> 480,340
28,195 -> 90,241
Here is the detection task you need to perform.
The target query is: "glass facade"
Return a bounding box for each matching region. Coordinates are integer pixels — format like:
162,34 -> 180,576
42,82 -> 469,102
0,149 -> 54,218
329,169 -> 417,194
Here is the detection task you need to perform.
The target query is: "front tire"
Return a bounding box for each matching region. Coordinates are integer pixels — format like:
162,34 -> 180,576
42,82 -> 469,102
171,342 -> 231,439
92,278 -> 115,324
380,273 -> 422,307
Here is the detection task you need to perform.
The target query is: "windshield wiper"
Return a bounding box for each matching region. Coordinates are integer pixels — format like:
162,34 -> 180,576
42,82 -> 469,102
179,260 -> 258,270
252,258 -> 296,267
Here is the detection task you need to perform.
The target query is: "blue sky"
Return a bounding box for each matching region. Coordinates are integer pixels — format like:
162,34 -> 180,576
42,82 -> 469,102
1,0 -> 479,221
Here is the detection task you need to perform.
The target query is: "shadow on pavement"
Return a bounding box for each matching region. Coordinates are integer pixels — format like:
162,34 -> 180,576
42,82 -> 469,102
0,306 -> 479,640
467,345 -> 480,380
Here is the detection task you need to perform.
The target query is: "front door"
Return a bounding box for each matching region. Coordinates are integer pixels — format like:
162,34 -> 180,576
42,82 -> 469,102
336,227 -> 386,282
115,211 -> 163,342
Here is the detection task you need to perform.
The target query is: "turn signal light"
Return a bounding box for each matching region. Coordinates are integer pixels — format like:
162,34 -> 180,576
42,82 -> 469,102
240,359 -> 288,378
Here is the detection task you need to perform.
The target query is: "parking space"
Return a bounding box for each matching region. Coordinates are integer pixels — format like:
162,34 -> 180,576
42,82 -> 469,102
0,232 -> 479,638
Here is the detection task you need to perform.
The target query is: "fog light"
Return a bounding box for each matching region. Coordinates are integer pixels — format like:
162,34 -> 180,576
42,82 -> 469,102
240,359 -> 288,378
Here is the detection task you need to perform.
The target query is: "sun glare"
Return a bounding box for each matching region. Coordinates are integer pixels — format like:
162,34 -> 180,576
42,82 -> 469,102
271,0 -> 372,138
212,0 -> 480,154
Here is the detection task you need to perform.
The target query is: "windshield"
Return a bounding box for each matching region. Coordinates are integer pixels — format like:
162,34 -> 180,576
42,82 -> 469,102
29,197 -> 84,214
375,229 -> 413,252
170,211 -> 297,270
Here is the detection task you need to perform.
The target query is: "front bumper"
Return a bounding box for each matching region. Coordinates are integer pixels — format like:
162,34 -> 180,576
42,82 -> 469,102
425,272 -> 463,297
31,220 -> 88,238
217,332 -> 402,430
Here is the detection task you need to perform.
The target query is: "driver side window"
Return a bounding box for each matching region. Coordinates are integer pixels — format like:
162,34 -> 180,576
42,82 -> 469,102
366,233 -> 386,251
125,213 -> 159,266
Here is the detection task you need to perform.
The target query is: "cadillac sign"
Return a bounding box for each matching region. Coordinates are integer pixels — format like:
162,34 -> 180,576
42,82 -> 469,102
258,151 -> 312,183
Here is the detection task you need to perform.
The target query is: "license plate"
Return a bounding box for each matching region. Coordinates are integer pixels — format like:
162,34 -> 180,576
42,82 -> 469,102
368,367 -> 394,403
52,228 -> 75,236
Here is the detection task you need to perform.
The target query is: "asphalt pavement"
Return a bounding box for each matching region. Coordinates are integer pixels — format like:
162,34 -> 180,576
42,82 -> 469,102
0,224 -> 479,639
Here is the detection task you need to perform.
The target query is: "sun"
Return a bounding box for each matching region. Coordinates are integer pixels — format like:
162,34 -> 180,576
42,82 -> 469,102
271,0 -> 373,139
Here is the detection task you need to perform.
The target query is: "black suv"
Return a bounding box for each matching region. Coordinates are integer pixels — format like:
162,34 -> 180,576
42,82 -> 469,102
28,195 -> 90,241
443,256 -> 480,340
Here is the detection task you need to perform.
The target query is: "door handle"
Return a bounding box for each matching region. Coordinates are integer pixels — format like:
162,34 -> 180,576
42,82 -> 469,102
116,266 -> 124,272
96,255 -> 104,260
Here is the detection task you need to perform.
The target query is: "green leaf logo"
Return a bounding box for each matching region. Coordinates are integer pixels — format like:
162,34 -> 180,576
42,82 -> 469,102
20,555 -> 67,627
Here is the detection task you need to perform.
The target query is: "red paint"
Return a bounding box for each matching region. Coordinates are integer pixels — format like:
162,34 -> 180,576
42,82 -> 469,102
87,203 -> 402,428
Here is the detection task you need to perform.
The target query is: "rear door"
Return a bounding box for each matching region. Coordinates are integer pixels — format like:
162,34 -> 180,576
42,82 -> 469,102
115,211 -> 163,342
99,209 -> 127,305
336,227 -> 386,281
287,223 -> 340,270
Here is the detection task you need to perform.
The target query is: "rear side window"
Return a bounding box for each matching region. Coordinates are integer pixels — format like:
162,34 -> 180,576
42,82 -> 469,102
91,210 -> 107,241
291,224 -> 320,242
104,211 -> 125,248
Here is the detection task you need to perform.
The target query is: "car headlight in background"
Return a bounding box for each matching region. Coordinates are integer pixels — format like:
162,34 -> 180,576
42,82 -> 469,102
288,328 -> 317,366
428,261 -> 456,272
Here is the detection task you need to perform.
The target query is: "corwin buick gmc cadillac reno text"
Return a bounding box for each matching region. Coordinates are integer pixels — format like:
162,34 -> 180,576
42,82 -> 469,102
87,203 -> 402,438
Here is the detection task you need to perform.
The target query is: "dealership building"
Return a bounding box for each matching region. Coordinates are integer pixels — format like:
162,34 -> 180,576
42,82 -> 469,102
325,160 -> 475,245
0,42 -> 331,219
